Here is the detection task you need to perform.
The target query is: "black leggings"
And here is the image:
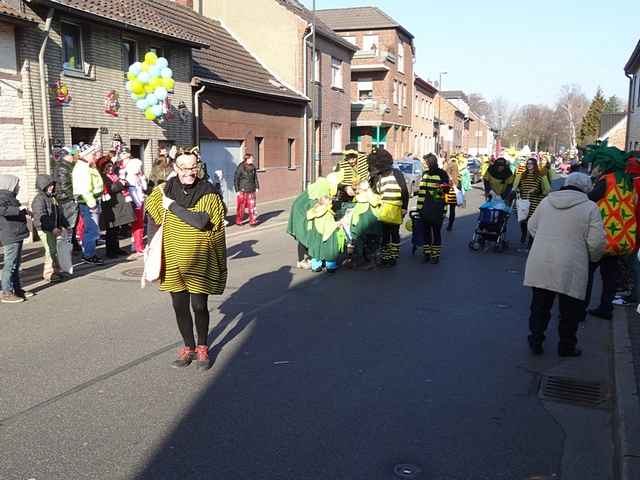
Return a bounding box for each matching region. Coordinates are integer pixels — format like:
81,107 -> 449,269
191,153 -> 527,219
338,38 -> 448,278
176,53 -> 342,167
424,221 -> 443,246
448,204 -> 456,227
297,242 -> 309,262
170,291 -> 210,348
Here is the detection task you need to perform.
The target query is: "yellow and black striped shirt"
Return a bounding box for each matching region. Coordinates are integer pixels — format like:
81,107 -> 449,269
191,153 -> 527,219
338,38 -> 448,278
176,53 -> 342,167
516,173 -> 545,219
334,154 -> 370,187
145,187 -> 228,295
376,169 -> 409,209
417,169 -> 450,210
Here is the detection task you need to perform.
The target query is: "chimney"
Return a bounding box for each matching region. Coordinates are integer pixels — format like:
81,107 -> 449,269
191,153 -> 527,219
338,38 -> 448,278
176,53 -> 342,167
174,0 -> 193,8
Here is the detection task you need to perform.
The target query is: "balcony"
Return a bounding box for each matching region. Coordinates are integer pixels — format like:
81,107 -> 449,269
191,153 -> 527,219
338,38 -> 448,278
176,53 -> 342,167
351,50 -> 396,73
351,98 -> 391,122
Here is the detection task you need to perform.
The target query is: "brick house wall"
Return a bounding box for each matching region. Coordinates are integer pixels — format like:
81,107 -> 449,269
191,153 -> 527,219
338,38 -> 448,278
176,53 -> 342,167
15,5 -> 194,201
468,112 -> 494,155
412,78 -> 436,158
438,99 -> 464,155
200,91 -> 304,203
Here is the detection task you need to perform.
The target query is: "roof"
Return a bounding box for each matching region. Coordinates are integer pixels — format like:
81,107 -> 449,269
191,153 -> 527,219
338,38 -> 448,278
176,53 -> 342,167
275,0 -> 357,53
0,1 -> 38,23
316,6 -> 414,40
414,75 -> 438,95
599,113 -> 627,137
31,0 -> 208,47
440,90 -> 468,102
625,39 -> 640,74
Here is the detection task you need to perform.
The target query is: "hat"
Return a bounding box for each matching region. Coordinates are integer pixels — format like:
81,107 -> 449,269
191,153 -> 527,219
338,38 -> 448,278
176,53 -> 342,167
564,172 -> 592,193
79,143 -> 99,159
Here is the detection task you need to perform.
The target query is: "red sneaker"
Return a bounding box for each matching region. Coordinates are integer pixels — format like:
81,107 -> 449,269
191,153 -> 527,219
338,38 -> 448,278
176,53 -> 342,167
171,346 -> 195,368
195,345 -> 210,371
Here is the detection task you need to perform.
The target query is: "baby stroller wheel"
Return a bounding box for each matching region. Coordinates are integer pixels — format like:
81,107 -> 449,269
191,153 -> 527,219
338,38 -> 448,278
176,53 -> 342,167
469,241 -> 481,251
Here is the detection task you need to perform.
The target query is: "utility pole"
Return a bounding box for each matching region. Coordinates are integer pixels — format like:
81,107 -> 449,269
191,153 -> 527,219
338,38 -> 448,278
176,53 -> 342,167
310,0 -> 317,181
437,71 -> 447,155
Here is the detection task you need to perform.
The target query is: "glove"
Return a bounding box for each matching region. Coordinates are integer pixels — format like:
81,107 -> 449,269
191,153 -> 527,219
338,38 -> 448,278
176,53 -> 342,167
162,193 -> 174,210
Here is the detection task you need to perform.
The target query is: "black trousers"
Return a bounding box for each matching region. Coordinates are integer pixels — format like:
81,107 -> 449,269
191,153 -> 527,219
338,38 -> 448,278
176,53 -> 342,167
297,243 -> 309,262
381,223 -> 401,260
448,204 -> 456,227
105,227 -> 120,255
170,291 -> 210,348
424,220 -> 443,247
529,287 -> 583,349
585,256 -> 619,313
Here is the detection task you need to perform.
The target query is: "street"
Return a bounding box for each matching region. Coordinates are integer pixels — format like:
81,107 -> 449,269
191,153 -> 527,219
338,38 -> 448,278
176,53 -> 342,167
0,186 -> 615,480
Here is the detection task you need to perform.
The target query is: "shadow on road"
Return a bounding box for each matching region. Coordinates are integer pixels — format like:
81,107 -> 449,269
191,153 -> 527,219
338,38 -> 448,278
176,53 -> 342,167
226,240 -> 259,260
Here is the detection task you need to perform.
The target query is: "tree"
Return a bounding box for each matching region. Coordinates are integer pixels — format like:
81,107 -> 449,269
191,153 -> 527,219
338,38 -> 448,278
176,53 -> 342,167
467,93 -> 492,119
604,95 -> 624,113
557,84 -> 589,152
577,87 -> 606,147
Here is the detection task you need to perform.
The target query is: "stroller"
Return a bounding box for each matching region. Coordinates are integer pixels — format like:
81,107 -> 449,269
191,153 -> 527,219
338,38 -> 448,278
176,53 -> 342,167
468,196 -> 514,253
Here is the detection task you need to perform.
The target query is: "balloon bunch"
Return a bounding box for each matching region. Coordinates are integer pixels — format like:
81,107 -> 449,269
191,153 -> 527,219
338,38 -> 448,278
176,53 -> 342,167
126,51 -> 175,122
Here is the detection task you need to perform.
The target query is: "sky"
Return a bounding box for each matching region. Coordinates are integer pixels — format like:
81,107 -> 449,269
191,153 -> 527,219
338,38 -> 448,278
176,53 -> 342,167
300,0 -> 638,108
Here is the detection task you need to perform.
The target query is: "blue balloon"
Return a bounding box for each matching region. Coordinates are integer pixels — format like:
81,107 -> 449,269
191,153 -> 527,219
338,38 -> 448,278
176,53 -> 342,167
138,72 -> 151,84
136,99 -> 148,110
151,104 -> 163,117
156,57 -> 169,70
150,66 -> 161,78
161,68 -> 173,79
146,93 -> 158,105
129,62 -> 142,75
154,87 -> 168,100
125,81 -> 134,92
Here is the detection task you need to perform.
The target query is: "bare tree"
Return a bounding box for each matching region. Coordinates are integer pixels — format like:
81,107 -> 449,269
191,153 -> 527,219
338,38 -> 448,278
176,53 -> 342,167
467,93 -> 492,119
557,84 -> 589,152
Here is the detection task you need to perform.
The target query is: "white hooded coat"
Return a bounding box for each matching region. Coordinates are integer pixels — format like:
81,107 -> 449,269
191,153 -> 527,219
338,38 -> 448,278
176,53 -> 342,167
524,188 -> 607,300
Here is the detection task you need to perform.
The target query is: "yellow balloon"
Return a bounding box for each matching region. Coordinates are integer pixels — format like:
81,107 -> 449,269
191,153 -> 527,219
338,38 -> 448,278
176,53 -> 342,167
144,108 -> 156,121
163,78 -> 175,91
150,77 -> 163,89
144,84 -> 155,94
141,63 -> 150,73
131,80 -> 144,95
144,52 -> 158,65
127,71 -> 137,81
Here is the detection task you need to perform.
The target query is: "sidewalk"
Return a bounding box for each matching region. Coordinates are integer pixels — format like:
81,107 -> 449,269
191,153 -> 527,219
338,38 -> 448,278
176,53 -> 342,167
0,196 -> 296,292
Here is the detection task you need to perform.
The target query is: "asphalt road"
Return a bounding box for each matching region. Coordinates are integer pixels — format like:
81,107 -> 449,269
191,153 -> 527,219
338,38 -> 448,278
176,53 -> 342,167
0,186 -> 613,480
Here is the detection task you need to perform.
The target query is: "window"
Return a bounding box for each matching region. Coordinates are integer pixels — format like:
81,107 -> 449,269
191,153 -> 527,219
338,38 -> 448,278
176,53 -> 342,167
415,95 -> 419,116
362,35 -> 378,53
357,79 -> 374,101
398,83 -> 403,114
61,22 -> 83,71
331,57 -> 342,88
393,80 -> 398,105
122,39 -> 137,71
343,36 -> 357,46
403,84 -> 407,107
397,42 -> 404,73
288,139 -> 295,169
314,122 -> 321,161
254,137 -> 264,169
331,124 -> 342,153
314,49 -> 321,83
149,47 -> 166,59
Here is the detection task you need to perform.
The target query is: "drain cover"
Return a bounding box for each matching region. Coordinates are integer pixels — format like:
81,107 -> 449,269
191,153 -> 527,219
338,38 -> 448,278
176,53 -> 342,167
393,464 -> 421,479
121,267 -> 145,278
539,375 -> 609,408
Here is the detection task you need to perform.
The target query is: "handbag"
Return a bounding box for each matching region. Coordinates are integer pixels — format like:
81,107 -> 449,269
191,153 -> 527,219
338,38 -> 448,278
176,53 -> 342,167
376,203 -> 403,225
56,230 -> 74,275
455,187 -> 464,207
141,208 -> 166,288
516,197 -> 531,223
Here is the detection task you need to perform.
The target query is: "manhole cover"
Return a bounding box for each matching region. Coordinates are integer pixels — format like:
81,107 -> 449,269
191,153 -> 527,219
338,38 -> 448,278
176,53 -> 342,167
393,464 -> 421,479
121,267 -> 145,278
539,375 -> 609,408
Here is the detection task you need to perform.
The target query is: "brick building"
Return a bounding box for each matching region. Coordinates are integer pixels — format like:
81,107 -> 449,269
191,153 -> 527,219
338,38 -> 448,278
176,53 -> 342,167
625,39 -> 640,150
412,75 -> 437,159
436,95 -> 464,155
317,6 -> 415,159
468,110 -> 495,156
2,0 -> 205,203
193,0 -> 356,186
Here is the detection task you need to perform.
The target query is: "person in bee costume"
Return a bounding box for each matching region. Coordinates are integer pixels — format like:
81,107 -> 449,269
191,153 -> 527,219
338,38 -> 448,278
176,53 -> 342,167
417,153 -> 450,264
333,144 -> 370,203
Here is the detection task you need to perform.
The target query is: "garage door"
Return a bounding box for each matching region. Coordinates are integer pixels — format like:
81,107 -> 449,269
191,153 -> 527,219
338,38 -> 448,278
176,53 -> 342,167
200,140 -> 243,207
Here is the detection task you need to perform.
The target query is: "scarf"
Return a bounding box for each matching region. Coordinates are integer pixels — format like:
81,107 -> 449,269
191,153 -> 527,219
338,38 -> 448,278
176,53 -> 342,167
164,176 -> 216,209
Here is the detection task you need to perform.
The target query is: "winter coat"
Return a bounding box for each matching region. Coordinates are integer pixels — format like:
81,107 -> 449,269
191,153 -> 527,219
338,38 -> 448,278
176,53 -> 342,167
100,175 -> 136,230
72,161 -> 103,208
524,188 -> 607,300
54,159 -> 75,204
234,163 -> 259,193
31,174 -> 65,232
0,175 -> 29,245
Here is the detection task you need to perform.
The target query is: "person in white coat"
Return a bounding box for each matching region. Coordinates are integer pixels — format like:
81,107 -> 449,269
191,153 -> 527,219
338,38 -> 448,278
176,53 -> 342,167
523,172 -> 606,357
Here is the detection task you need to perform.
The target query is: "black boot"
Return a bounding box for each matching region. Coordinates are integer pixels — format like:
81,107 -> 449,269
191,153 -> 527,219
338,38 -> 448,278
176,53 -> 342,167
528,335 -> 543,355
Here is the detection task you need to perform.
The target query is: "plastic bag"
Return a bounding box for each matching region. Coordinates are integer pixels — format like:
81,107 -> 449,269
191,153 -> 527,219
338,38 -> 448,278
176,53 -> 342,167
56,230 -> 73,275
516,198 -> 531,223
141,210 -> 166,288
455,187 -> 464,207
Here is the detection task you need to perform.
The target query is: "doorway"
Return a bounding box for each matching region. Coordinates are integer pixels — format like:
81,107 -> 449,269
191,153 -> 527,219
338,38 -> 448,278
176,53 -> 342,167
200,139 -> 243,208
71,127 -> 99,146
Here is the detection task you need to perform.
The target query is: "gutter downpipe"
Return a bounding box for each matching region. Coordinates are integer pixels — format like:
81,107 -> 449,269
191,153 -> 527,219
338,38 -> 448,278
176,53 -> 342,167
194,83 -> 206,149
302,24 -> 314,189
39,8 -> 54,175
625,72 -> 633,149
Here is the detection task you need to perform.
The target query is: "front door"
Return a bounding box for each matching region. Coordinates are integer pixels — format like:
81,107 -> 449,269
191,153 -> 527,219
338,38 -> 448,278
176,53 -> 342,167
200,140 -> 243,208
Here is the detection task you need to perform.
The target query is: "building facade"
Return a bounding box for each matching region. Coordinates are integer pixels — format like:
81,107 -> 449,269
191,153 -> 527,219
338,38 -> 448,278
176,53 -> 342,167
3,0 -> 201,202
437,97 -> 464,155
468,111 -> 495,156
625,40 -> 640,151
412,75 -> 437,158
317,6 -> 415,159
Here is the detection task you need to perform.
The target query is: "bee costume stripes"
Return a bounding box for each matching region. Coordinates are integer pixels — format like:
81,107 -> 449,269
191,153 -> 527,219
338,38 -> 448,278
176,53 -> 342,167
417,159 -> 450,263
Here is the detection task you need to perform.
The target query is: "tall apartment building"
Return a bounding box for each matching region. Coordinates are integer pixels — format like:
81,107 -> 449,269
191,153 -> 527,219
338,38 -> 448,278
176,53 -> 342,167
317,6 -> 415,159
625,39 -> 640,151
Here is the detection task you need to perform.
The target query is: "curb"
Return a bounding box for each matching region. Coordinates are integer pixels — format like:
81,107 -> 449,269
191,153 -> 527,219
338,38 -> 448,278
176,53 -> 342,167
613,308 -> 640,480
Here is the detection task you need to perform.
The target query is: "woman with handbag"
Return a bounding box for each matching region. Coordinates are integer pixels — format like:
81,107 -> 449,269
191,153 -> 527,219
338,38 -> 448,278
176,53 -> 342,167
514,158 -> 550,246
417,154 -> 450,264
370,149 -> 409,267
145,152 -> 228,371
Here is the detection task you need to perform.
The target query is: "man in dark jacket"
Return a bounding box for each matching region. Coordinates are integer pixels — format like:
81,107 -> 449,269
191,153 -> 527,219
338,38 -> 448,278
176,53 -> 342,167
32,174 -> 66,282
55,149 -> 80,251
0,175 -> 31,303
234,153 -> 260,226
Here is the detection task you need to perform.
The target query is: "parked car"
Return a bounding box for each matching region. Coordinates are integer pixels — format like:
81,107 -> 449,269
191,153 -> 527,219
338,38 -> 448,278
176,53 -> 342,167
467,158 -> 482,184
393,160 -> 423,195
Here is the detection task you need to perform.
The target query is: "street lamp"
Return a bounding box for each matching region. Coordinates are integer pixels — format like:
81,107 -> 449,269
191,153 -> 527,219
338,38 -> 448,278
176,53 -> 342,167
436,71 -> 447,155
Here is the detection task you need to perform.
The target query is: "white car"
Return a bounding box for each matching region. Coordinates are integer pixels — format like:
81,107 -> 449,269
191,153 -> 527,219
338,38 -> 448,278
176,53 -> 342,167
393,160 -> 423,195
